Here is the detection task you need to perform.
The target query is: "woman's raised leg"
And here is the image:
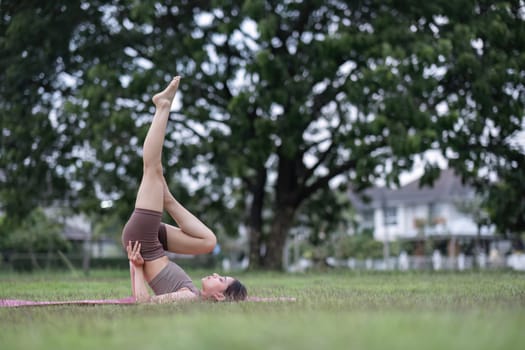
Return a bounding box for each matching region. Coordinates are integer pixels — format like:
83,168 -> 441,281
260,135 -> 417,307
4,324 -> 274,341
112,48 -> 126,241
160,178 -> 217,255
134,76 -> 180,212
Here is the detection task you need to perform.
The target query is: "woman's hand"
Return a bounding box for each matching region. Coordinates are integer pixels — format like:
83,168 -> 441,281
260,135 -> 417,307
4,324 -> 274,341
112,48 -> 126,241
127,241 -> 150,302
127,241 -> 144,267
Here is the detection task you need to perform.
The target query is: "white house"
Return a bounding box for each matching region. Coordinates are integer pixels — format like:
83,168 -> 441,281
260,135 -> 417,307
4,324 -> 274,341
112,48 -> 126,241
350,169 -> 495,246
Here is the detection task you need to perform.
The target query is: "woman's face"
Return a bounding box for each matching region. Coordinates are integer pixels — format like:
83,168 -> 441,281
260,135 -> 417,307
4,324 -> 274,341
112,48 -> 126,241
201,273 -> 234,296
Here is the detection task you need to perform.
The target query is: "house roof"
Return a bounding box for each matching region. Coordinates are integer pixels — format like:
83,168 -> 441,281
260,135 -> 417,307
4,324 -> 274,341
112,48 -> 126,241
350,168 -> 474,209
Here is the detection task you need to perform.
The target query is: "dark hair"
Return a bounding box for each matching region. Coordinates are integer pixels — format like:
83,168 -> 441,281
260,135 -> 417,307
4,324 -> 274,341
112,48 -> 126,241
223,279 -> 247,301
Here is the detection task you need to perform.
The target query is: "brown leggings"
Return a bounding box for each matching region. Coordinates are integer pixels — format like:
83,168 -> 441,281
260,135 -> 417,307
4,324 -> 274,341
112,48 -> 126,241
121,208 -> 169,261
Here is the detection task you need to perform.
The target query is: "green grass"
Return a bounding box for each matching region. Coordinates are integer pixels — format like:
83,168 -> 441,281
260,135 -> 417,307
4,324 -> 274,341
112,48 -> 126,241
1,269 -> 524,350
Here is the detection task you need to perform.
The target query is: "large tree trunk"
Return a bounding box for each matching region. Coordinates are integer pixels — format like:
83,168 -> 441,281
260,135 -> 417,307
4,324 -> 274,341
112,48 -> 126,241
261,205 -> 297,270
248,226 -> 263,268
257,153 -> 303,270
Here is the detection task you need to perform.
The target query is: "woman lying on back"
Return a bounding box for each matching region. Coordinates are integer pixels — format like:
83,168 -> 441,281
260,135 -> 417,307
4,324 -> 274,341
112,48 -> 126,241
122,76 -> 246,303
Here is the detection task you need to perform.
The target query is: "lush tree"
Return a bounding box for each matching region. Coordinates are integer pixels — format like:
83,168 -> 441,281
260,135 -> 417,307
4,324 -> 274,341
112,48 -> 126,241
333,232 -> 385,260
428,1 -> 525,237
1,1 -> 524,270
484,152 -> 525,235
0,1 -> 86,219
2,208 -> 69,269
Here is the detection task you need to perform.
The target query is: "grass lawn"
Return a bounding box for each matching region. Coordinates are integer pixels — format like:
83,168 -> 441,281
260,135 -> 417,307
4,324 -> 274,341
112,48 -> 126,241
0,269 -> 524,350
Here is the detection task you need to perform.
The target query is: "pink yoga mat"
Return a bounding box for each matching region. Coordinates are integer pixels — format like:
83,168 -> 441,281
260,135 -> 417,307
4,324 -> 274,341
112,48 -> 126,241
0,296 -> 295,308
0,296 -> 136,308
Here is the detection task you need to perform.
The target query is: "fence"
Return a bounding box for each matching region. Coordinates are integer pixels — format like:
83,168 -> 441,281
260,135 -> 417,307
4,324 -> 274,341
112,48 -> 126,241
2,252 -> 523,273
0,252 -> 127,272
322,253 -> 524,271
0,252 -> 218,272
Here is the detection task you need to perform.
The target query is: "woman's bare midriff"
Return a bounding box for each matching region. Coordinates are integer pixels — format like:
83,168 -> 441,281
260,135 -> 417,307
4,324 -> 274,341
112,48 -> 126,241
144,255 -> 170,282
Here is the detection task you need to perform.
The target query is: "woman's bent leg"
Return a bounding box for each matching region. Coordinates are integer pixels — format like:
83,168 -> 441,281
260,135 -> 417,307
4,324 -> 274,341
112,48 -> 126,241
160,191 -> 217,255
159,222 -> 216,255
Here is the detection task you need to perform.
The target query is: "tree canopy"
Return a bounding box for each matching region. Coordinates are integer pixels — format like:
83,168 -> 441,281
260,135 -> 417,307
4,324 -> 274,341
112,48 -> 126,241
1,0 -> 524,269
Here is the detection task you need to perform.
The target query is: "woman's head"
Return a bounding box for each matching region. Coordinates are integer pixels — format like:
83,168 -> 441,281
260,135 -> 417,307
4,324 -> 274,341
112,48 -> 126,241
223,279 -> 248,301
201,273 -> 247,301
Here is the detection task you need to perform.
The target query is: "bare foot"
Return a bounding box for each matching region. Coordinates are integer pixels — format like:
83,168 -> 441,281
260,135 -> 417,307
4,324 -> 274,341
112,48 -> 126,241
152,76 -> 180,108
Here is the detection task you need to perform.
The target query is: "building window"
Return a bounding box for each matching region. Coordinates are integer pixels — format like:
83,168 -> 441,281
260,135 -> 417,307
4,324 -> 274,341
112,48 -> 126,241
384,207 -> 397,225
428,202 -> 446,226
428,202 -> 437,219
362,209 -> 374,229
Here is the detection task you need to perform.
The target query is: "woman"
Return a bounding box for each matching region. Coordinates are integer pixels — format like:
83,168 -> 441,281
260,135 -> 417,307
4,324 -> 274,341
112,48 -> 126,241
122,76 -> 247,303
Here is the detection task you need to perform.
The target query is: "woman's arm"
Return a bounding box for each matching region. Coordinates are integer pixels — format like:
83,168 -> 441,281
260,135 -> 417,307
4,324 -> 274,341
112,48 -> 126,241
129,261 -> 136,297
132,265 -> 151,302
127,241 -> 198,304
127,241 -> 150,302
149,288 -> 199,304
